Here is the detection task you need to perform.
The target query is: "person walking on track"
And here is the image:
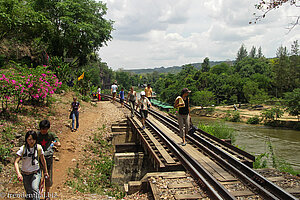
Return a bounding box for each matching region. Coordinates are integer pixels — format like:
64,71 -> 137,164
174,88 -> 191,146
137,91 -> 152,129
127,86 -> 137,117
111,81 -> 118,103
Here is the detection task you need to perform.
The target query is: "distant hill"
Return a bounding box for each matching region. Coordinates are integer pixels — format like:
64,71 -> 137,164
124,60 -> 234,74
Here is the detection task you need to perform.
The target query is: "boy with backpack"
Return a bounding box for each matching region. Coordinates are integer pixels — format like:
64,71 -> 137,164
37,120 -> 61,200
14,130 -> 49,200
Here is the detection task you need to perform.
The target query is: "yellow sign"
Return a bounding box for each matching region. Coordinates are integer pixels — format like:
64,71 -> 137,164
78,72 -> 84,81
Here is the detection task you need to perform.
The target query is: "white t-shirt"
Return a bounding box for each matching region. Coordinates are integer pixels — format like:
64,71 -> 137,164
111,84 -> 118,93
16,144 -> 44,173
97,88 -> 101,94
138,97 -> 150,110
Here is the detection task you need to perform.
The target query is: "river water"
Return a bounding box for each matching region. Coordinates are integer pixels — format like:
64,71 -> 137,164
191,115 -> 300,171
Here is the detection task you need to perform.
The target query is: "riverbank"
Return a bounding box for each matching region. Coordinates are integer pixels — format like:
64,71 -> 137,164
191,104 -> 299,130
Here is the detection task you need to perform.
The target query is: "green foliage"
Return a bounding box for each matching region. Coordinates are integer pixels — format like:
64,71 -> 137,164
81,95 -> 90,102
198,121 -> 236,143
230,112 -> 241,122
246,116 -> 260,124
261,107 -> 284,122
48,57 -> 71,84
223,111 -> 241,122
284,88 -> 300,120
191,90 -> 215,107
0,144 -> 12,164
253,153 -> 268,169
236,44 -> 248,62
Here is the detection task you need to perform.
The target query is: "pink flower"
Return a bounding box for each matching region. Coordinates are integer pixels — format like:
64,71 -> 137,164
20,100 -> 23,103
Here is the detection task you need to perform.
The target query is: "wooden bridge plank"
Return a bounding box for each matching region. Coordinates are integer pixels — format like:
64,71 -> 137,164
129,117 -> 165,169
134,117 -> 176,164
174,194 -> 203,199
148,115 -> 237,182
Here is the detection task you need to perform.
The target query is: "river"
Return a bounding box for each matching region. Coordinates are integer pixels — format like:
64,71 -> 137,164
191,115 -> 300,171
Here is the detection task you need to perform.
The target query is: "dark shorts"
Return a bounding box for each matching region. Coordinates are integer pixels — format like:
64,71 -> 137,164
120,99 -> 124,103
140,110 -> 148,119
112,92 -> 117,98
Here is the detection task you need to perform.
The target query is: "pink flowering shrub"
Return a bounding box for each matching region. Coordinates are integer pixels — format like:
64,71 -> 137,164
0,65 -> 62,111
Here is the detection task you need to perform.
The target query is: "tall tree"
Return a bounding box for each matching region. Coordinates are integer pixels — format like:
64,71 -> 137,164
291,40 -> 299,56
32,0 -> 113,64
257,46 -> 264,58
236,44 -> 248,62
201,57 -> 210,72
249,46 -> 257,58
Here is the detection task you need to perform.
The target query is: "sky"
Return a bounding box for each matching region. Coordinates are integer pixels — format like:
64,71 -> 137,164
98,0 -> 300,70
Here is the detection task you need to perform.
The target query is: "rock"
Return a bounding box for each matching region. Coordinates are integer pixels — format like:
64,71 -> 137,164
14,132 -> 22,139
72,159 -> 76,162
55,157 -> 60,161
17,137 -> 25,146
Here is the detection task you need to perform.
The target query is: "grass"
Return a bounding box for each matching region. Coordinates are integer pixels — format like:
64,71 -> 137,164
198,121 -> 236,144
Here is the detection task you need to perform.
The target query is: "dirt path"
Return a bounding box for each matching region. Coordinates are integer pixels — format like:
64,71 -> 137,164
45,94 -> 128,199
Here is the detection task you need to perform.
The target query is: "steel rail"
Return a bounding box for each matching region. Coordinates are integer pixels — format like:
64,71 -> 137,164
144,118 -> 235,200
152,110 -> 255,163
148,108 -> 298,200
103,94 -> 297,199
104,95 -> 233,199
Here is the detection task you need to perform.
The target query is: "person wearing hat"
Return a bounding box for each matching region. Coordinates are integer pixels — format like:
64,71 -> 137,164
137,91 -> 152,129
174,88 -> 191,146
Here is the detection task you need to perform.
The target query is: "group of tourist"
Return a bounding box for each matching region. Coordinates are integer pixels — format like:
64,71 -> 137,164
14,120 -> 61,200
14,79 -> 191,200
110,81 -> 191,145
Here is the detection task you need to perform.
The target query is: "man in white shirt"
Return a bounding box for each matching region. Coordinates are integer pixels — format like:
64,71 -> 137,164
111,81 -> 118,103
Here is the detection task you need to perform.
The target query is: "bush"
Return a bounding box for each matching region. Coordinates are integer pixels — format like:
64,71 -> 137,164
198,121 -> 236,143
224,111 -> 241,122
230,112 -> 241,122
247,116 -> 260,124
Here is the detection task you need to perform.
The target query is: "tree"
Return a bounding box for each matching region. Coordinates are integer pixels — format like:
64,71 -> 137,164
291,40 -> 299,56
249,46 -> 257,58
258,46 -> 264,58
191,90 -> 215,107
252,0 -> 299,31
32,0 -> 113,64
236,44 -> 248,62
201,57 -> 210,72
284,88 -> 300,121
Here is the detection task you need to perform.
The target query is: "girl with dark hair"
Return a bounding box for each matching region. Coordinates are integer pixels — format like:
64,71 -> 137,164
14,131 -> 48,200
174,88 -> 191,146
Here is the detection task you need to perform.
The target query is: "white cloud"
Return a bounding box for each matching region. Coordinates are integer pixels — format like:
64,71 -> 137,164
99,0 -> 300,70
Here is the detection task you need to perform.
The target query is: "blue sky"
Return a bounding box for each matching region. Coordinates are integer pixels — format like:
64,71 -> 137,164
98,0 -> 299,70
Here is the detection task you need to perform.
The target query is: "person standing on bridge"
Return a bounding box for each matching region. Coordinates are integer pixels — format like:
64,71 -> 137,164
127,86 -> 137,117
174,88 -> 191,146
144,84 -> 153,101
111,81 -> 118,103
137,91 -> 152,129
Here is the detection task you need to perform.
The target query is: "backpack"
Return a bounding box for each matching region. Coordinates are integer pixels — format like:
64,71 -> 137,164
21,144 -> 42,165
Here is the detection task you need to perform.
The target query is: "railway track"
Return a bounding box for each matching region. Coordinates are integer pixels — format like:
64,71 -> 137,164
103,95 -> 298,199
